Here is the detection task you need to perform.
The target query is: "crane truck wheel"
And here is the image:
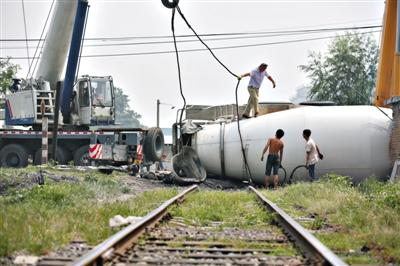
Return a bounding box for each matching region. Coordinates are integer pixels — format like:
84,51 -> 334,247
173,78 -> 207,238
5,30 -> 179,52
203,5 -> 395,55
73,145 -> 92,166
143,127 -> 164,162
33,146 -> 71,165
0,144 -> 29,168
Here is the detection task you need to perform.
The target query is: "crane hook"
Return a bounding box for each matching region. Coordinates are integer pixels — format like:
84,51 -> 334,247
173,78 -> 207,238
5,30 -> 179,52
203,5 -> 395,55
161,0 -> 179,8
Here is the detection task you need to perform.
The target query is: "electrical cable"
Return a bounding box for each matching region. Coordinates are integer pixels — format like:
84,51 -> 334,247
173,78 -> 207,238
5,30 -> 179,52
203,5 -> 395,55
234,79 -> 253,183
0,24 -> 382,43
4,30 -> 381,60
351,86 -> 393,121
1,28 -> 380,50
21,0 -> 30,68
0,26 -> 381,49
30,33 -> 47,80
31,33 -> 47,77
174,5 -> 253,183
170,8 -> 186,149
177,6 -> 238,79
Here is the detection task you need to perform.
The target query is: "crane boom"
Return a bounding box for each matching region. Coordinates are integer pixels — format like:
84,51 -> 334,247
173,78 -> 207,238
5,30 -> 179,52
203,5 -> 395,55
374,0 -> 400,107
61,0 -> 89,122
35,1 -> 77,90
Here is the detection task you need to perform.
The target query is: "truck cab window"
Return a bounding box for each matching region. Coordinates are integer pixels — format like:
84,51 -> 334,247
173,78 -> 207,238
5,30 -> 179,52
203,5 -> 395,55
79,81 -> 90,107
91,80 -> 112,107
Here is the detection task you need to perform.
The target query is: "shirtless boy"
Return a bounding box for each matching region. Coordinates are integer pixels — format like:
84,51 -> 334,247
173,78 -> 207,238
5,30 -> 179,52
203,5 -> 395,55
261,129 -> 284,189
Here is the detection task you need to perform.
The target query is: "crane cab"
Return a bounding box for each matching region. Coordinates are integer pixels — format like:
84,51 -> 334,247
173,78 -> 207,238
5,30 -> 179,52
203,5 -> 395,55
72,75 -> 115,127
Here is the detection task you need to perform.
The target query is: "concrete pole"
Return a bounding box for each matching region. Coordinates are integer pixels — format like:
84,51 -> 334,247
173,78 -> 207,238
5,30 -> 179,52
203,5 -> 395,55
157,99 -> 160,128
41,100 -> 48,164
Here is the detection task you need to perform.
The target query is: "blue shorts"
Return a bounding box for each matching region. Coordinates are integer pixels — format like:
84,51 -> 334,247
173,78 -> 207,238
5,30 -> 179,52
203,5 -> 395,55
265,154 -> 280,176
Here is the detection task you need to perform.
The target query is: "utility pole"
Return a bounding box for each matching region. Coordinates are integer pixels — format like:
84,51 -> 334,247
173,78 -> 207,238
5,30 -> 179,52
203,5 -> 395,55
40,99 -> 48,165
157,99 -> 175,128
157,99 -> 160,128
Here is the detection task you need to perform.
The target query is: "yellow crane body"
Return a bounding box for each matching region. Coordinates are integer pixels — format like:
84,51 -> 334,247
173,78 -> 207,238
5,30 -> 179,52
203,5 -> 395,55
375,0 -> 400,107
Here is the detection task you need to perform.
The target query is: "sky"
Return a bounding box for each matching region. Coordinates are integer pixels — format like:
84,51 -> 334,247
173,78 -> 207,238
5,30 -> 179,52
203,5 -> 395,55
1,0 -> 385,128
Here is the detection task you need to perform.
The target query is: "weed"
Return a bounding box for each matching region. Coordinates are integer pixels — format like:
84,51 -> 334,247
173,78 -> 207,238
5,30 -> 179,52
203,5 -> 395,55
121,186 -> 130,194
0,170 -> 177,256
264,174 -> 400,264
170,190 -> 273,228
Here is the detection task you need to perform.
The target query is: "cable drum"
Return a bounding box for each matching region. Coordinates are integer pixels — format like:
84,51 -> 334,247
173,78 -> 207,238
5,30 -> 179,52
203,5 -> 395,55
161,0 -> 179,8
143,127 -> 165,162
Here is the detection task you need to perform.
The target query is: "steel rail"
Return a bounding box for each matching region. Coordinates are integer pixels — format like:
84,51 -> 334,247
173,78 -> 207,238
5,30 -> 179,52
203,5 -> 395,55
71,185 -> 198,266
249,186 -> 348,266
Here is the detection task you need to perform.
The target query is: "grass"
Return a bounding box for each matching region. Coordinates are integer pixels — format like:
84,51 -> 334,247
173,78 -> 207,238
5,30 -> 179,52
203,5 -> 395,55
170,190 -> 273,228
263,174 -> 400,264
169,190 -> 298,256
0,166 -> 178,256
2,167 -> 399,264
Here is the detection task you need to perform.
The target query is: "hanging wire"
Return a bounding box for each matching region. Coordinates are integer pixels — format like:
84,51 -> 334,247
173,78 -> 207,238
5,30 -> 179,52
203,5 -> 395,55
30,34 -> 47,80
352,86 -> 393,121
21,0 -> 30,68
371,10 -> 392,120
176,6 -> 238,79
171,8 -> 187,148
234,79 -> 253,183
26,0 -> 55,79
170,5 -> 253,183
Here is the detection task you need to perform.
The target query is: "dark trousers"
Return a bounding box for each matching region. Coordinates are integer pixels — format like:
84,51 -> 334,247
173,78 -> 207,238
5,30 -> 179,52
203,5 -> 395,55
308,164 -> 316,181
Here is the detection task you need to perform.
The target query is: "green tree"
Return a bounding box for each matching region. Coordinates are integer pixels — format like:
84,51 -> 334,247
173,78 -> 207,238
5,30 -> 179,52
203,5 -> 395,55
1,58 -> 20,93
299,32 -> 378,105
114,87 -> 143,127
0,58 -> 20,108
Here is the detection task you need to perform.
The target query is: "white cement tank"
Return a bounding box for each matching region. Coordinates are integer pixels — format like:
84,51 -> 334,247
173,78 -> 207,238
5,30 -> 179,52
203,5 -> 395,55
192,106 -> 392,184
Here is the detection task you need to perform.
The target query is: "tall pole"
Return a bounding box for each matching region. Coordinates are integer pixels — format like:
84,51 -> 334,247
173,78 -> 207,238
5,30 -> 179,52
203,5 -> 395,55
41,100 -> 48,165
157,99 -> 160,127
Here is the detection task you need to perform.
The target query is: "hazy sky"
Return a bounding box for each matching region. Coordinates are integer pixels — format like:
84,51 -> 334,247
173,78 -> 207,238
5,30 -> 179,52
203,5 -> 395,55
1,0 -> 384,127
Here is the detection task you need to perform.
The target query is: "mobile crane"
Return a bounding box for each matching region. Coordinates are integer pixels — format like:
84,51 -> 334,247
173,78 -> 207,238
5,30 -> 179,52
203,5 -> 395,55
1,0 -> 163,172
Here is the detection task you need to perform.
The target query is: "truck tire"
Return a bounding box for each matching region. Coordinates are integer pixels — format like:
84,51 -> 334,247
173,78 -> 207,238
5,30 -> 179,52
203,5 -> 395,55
33,146 -> 70,165
73,145 -> 91,166
143,127 -> 164,162
0,144 -> 29,168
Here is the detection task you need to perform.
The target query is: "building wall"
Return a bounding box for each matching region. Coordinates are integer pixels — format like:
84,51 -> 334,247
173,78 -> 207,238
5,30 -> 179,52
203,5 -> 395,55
390,101 -> 400,163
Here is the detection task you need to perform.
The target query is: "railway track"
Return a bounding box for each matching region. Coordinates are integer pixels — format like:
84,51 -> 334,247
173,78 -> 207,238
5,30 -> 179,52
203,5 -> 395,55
38,185 -> 347,266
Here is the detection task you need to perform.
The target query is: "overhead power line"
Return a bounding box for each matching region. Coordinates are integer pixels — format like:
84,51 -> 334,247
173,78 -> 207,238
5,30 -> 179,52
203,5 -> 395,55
2,29 -> 380,60
1,25 -> 382,50
0,24 -> 382,43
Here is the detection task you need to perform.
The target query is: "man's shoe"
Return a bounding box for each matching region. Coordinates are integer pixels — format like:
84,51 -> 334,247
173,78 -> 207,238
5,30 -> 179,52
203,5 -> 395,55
242,114 -> 250,119
254,112 -> 259,117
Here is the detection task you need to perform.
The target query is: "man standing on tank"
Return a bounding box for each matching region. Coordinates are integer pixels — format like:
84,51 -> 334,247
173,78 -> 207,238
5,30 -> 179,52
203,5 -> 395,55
261,129 -> 284,189
303,129 -> 320,181
239,63 -> 276,118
